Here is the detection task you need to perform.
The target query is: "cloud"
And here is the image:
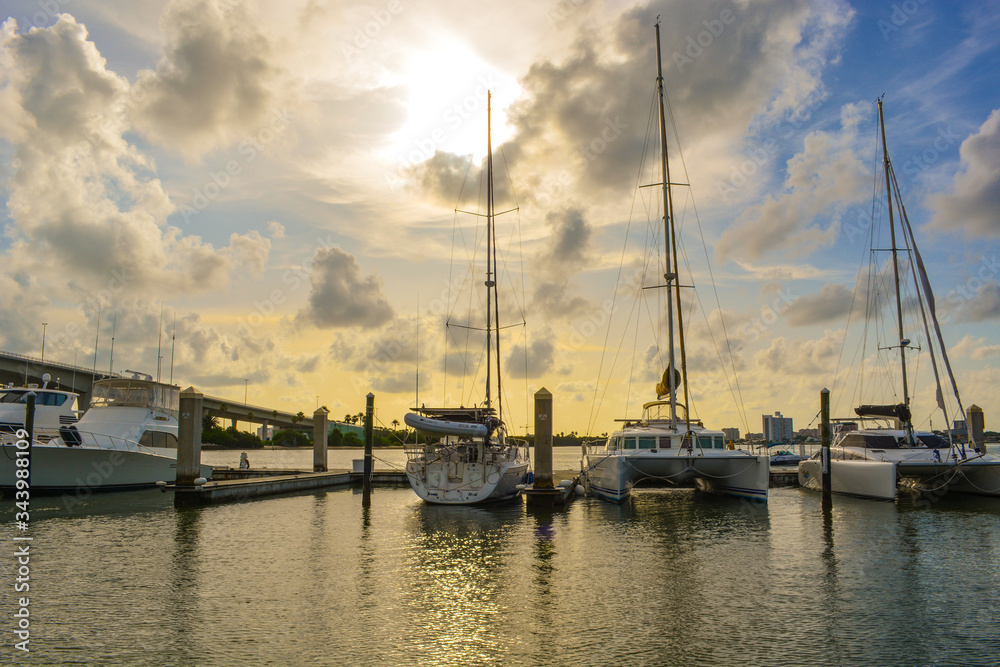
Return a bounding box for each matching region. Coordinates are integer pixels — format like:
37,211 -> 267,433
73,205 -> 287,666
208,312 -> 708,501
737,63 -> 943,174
716,102 -> 870,260
785,283 -> 855,326
928,108 -> 1000,236
530,208 -> 594,319
297,246 -> 394,328
754,331 -> 841,376
951,335 -> 1000,360
225,230 -> 271,274
506,334 -> 556,379
131,0 -> 287,159
0,14 -> 255,295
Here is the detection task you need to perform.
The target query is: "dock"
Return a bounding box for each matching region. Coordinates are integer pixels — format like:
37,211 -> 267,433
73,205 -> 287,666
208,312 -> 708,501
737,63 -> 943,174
170,466 -> 409,506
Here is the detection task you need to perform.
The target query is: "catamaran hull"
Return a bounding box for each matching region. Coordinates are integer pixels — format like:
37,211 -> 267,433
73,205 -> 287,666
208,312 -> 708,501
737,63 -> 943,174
405,460 -> 528,504
798,457 -> 1000,500
585,452 -> 769,503
0,444 -> 212,495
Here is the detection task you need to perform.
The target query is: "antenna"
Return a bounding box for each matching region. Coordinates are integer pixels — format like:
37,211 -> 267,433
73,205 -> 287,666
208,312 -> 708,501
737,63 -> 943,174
92,304 -> 101,381
109,314 -> 117,375
169,311 -> 176,385
156,302 -> 164,382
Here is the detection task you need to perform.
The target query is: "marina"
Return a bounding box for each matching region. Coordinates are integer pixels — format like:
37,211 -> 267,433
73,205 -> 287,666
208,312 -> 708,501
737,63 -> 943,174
3,4 -> 1000,665
3,446 -> 1000,665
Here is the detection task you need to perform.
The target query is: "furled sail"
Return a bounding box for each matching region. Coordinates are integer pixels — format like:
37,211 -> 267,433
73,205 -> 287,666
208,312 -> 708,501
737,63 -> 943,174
655,366 -> 681,398
854,403 -> 911,422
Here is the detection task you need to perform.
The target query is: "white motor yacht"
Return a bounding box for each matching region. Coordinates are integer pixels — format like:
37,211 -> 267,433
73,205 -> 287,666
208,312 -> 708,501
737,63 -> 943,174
0,373 -> 212,495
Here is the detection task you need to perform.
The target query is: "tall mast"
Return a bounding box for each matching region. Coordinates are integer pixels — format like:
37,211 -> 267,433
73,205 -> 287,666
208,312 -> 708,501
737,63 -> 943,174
485,92 -> 495,414
878,97 -> 912,437
654,22 -> 677,426
654,22 -> 684,428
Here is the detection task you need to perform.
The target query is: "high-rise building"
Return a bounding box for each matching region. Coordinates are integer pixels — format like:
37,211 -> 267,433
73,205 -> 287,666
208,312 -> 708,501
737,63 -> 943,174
762,411 -> 793,443
722,427 -> 741,442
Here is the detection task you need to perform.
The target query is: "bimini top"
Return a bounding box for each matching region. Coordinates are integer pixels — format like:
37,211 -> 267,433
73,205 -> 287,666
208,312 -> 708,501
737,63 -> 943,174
90,378 -> 179,419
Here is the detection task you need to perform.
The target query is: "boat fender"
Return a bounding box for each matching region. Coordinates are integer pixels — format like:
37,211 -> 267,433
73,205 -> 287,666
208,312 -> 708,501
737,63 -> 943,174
525,471 -> 534,484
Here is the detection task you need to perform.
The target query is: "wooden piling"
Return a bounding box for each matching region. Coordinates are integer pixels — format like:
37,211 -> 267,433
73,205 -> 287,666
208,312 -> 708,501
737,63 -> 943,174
363,392 -> 374,507
821,387 -> 831,502
176,387 -> 204,487
313,406 -> 329,472
533,387 -> 553,489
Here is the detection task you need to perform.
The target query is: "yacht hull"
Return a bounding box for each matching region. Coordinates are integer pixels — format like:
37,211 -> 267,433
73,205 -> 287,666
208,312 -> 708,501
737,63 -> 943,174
0,443 -> 212,495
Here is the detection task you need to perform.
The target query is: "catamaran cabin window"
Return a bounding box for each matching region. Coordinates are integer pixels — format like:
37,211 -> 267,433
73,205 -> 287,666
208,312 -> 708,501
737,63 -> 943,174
638,437 -> 657,449
658,435 -> 672,449
698,436 -> 717,449
624,438 -> 637,449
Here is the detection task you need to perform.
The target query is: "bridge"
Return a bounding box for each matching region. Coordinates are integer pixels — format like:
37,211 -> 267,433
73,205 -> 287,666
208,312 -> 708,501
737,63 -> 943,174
0,350 -> 315,433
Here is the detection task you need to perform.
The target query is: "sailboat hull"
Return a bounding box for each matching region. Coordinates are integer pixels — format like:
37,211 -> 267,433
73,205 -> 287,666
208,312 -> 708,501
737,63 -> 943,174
405,456 -> 528,504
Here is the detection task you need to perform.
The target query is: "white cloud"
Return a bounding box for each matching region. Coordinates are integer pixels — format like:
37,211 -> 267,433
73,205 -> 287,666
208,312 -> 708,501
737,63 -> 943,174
928,108 -> 1000,237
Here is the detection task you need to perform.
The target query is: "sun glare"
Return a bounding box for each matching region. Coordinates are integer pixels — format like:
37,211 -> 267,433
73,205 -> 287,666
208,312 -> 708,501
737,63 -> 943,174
387,36 -> 520,172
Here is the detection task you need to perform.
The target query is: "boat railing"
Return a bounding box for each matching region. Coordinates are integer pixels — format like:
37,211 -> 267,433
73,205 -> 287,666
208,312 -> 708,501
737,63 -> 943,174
0,427 -> 159,456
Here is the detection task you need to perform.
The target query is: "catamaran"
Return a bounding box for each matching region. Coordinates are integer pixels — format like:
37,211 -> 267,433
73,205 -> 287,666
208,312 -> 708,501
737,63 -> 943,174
583,23 -> 769,503
798,98 -> 1000,501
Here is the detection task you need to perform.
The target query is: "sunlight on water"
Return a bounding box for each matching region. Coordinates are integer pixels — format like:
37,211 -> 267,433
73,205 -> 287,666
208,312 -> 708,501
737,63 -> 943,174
3,449 -> 1000,665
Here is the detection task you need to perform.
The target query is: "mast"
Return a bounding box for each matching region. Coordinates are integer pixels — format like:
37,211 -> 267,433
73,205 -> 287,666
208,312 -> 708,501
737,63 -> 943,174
654,22 -> 678,427
484,92 -> 496,415
877,97 -> 912,439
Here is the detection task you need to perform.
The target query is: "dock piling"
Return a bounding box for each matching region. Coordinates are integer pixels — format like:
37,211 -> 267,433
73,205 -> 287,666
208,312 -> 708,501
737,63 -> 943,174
313,406 -> 329,472
176,387 -> 204,487
363,392 -> 374,507
533,387 -> 553,489
821,387 -> 831,503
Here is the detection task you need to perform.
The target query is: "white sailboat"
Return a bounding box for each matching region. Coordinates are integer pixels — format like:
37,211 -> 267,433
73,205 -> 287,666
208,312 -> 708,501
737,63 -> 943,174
0,373 -> 212,494
583,23 -> 769,504
798,98 -> 1000,500
403,92 -> 530,505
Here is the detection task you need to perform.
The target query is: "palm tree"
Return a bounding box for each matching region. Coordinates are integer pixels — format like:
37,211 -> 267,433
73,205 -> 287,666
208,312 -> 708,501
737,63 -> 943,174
391,419 -> 400,430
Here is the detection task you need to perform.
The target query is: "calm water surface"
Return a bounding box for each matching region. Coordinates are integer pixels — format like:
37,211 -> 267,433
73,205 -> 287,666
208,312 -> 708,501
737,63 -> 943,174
3,448 -> 1000,665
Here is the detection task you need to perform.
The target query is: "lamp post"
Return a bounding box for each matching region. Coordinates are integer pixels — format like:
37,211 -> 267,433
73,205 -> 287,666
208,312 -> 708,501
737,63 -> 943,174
244,379 -> 248,405
41,322 -> 47,362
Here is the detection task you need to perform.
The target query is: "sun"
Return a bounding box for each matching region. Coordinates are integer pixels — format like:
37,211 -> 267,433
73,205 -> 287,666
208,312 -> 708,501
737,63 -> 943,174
387,34 -> 521,170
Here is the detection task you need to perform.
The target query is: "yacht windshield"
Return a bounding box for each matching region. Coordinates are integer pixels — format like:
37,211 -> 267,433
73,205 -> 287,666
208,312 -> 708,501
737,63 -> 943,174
0,390 -> 69,406
90,380 -> 179,419
916,434 -> 950,449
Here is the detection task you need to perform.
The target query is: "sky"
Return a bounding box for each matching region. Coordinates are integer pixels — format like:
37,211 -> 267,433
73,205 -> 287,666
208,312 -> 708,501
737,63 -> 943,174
1,0 -> 1000,438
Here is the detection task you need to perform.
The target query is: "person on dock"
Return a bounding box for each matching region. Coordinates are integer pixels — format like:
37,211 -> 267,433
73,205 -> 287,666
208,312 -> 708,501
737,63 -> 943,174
239,452 -> 251,470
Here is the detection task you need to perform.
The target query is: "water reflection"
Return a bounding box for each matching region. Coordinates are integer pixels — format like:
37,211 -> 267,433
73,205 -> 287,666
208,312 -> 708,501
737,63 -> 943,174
400,502 -> 522,664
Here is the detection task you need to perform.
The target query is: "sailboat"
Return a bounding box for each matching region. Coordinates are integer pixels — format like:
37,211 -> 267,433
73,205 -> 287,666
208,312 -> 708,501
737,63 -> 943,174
582,23 -> 770,503
402,92 -> 531,505
798,98 -> 1000,500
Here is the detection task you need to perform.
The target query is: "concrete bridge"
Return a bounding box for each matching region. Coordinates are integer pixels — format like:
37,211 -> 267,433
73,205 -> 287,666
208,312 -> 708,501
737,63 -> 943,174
0,350 -> 313,433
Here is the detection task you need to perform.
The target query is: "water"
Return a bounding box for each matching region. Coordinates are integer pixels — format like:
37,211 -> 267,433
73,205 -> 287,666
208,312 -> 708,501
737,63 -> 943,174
3,448 -> 1000,665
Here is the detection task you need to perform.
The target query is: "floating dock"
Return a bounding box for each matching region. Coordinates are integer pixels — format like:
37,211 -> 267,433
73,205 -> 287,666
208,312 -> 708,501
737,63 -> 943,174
170,467 -> 409,506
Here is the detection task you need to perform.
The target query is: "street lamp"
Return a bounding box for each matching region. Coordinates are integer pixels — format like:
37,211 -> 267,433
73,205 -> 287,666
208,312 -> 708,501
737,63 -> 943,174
41,322 -> 47,362
244,379 -> 248,405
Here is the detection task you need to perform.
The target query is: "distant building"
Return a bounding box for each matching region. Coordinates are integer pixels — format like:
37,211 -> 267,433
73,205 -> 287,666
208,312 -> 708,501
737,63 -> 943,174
797,428 -> 820,439
722,427 -> 741,442
257,425 -> 274,441
762,412 -> 793,443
